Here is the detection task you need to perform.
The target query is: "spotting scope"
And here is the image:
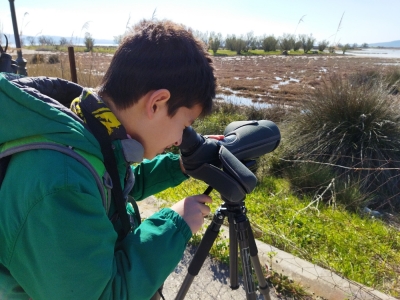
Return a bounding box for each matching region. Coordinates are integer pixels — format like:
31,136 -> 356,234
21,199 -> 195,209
179,120 -> 281,203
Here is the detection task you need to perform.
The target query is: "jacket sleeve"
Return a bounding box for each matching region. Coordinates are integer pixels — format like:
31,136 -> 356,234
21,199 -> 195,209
3,151 -> 191,300
130,152 -> 188,201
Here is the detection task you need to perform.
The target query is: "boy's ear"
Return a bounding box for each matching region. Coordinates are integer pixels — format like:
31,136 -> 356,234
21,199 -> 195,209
146,89 -> 171,118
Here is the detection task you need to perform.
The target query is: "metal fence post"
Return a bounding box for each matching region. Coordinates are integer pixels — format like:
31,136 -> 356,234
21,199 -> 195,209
8,0 -> 27,76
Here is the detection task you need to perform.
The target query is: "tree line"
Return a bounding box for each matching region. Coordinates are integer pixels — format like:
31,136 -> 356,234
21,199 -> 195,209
20,30 -> 369,55
195,31 -> 369,55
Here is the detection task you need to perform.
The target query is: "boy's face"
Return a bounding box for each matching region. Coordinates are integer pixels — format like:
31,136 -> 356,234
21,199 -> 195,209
141,104 -> 203,159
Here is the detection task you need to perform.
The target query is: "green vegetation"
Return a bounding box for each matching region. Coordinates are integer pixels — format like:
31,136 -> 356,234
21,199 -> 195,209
281,72 -> 400,210
23,45 -> 328,58
156,70 -> 400,297
24,45 -> 117,54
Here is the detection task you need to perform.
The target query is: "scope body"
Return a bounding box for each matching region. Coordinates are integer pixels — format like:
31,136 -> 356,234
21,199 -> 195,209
179,120 -> 281,202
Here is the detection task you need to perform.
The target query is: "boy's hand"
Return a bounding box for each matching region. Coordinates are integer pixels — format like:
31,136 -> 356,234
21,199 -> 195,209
171,194 -> 212,233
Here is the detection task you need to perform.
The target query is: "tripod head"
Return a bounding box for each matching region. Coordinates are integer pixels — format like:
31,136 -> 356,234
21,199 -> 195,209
180,120 -> 281,203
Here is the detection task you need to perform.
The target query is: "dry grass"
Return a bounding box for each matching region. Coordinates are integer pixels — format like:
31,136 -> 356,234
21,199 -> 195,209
214,54 -> 400,106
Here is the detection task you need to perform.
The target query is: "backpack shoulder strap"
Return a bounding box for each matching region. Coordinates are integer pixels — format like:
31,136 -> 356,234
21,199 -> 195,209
0,155 -> 11,187
80,105 -> 133,239
0,142 -> 108,211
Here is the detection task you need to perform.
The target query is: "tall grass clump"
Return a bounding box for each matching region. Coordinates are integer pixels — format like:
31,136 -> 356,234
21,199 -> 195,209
349,67 -> 400,95
280,73 -> 400,210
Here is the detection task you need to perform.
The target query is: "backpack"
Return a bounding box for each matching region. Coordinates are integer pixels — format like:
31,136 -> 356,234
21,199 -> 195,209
0,76 -> 135,239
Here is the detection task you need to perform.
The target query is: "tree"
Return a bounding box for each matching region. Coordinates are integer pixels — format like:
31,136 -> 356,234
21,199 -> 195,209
361,43 -> 369,48
253,36 -> 263,50
193,30 -> 209,49
84,32 -> 95,52
300,34 -> 315,53
209,32 -> 222,55
234,37 -> 246,55
59,37 -> 68,46
225,34 -> 236,51
342,43 -> 350,54
262,35 -> 278,52
294,40 -> 302,51
244,31 -> 255,52
114,35 -> 124,45
279,33 -> 295,51
38,35 -> 54,46
225,35 -> 245,54
26,36 -> 36,46
318,40 -> 329,52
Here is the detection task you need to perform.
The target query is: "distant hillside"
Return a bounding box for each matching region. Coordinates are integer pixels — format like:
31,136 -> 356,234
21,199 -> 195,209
1,33 -> 116,47
369,40 -> 400,48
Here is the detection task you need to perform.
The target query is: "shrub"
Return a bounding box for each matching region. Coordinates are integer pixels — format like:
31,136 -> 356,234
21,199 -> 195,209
84,32 -> 95,52
262,35 -> 278,52
282,73 -> 400,210
349,67 -> 400,95
348,68 -> 381,87
384,67 -> 400,94
30,54 -> 45,64
47,54 -> 60,64
318,40 -> 329,52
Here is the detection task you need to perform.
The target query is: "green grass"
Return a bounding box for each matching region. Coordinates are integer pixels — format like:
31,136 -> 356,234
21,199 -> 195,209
23,45 -> 328,57
24,45 -> 117,54
208,49 -> 318,56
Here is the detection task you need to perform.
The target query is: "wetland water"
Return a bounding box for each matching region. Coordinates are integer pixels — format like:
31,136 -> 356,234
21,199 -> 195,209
217,93 -> 272,108
345,48 -> 400,59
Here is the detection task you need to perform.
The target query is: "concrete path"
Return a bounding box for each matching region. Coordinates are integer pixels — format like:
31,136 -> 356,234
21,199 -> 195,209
162,245 -> 277,300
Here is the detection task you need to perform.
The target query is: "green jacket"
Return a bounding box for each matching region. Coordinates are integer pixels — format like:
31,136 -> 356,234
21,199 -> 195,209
0,74 -> 191,300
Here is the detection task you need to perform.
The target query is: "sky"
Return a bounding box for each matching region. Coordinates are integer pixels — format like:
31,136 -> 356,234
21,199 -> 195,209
0,0 -> 399,45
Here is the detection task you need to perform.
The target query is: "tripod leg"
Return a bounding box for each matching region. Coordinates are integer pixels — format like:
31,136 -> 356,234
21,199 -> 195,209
175,210 -> 224,300
229,217 -> 239,289
236,219 -> 257,300
247,222 -> 272,300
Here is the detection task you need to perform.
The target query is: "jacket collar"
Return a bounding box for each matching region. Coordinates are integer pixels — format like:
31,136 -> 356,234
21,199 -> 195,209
71,89 -> 144,163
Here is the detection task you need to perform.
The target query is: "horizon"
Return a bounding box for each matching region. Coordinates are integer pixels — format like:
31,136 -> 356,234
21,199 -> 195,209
2,32 -> 400,48
0,0 -> 399,46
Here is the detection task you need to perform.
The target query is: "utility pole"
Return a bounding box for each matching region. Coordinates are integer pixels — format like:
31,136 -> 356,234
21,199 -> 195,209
8,0 -> 27,75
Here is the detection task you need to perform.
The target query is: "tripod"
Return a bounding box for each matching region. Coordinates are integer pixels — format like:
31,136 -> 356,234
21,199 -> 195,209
175,189 -> 271,300
175,118 -> 281,299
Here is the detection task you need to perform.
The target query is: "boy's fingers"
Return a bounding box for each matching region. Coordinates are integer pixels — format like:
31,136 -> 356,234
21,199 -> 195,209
198,195 -> 212,204
205,135 -> 225,140
200,203 -> 211,216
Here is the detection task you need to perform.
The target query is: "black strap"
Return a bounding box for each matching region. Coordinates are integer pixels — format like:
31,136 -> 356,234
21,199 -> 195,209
81,106 -> 132,239
0,156 -> 12,188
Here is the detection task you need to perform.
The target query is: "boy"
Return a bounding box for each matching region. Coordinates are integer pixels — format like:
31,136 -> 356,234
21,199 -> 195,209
0,19 -> 216,299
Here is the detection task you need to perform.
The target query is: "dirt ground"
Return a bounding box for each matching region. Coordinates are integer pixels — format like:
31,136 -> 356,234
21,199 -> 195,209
213,54 -> 400,106
20,50 -> 400,106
